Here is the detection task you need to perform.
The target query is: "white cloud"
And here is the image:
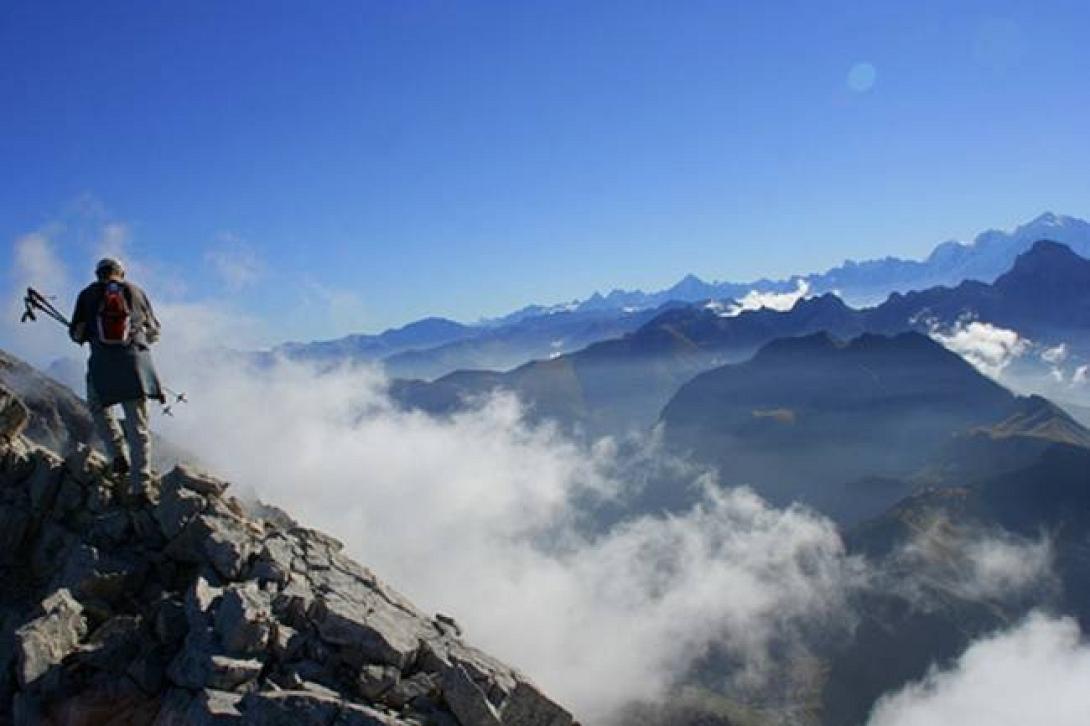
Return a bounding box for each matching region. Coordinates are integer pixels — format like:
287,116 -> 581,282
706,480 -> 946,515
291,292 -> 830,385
1074,365 -> 1089,385
868,612 -> 1090,726
154,352 -> 864,722
205,233 -> 264,290
1,231 -> 76,364
97,221 -> 131,260
884,518 -> 1054,610
723,278 -> 811,317
928,318 -> 1030,378
1041,343 -> 1068,365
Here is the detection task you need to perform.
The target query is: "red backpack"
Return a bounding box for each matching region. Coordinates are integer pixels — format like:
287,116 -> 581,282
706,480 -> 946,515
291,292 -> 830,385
96,281 -> 131,345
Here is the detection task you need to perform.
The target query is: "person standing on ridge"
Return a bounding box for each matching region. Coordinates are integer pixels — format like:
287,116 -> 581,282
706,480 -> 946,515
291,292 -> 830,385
69,258 -> 164,500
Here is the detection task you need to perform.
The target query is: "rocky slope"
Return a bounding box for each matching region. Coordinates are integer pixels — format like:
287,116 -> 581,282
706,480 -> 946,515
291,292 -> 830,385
0,386 -> 573,726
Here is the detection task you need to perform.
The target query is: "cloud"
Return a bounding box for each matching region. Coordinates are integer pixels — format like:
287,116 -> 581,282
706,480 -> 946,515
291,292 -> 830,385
205,234 -> 264,290
1,231 -> 76,364
879,517 -> 1055,617
1074,365 -> 1089,385
154,352 -> 864,722
722,278 -> 811,317
1041,344 -> 1068,365
96,221 -> 131,260
867,612 -> 1090,726
927,318 -> 1030,378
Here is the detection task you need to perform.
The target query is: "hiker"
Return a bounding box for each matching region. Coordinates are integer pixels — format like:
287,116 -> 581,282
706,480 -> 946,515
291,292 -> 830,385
69,258 -> 164,499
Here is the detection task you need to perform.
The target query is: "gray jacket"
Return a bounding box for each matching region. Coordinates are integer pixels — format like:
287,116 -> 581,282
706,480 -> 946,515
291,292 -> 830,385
70,281 -> 164,407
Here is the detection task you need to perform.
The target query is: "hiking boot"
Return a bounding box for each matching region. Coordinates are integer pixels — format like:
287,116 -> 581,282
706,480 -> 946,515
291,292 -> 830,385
111,455 -> 130,477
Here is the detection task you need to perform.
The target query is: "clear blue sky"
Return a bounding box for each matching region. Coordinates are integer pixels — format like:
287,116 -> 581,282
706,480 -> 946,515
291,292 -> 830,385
3,0 -> 1090,339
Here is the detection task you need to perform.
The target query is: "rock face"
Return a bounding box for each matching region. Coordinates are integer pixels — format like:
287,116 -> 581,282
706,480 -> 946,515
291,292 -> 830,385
0,385 -> 574,726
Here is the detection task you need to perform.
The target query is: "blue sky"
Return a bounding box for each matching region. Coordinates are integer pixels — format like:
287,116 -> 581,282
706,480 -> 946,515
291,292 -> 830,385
3,0 -> 1090,341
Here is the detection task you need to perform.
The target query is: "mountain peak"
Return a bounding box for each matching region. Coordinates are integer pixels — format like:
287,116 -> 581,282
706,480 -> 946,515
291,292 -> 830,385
1026,211 -> 1067,227
1002,239 -> 1089,282
1026,238 -> 1078,256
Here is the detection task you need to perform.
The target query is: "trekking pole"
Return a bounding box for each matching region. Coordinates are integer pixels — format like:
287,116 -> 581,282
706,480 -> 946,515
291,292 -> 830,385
20,287 -> 70,327
160,386 -> 189,417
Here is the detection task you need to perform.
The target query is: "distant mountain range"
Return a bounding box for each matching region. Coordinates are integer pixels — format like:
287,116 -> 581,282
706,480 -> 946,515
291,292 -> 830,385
275,212 -> 1090,381
503,210 -> 1090,316
394,240 -> 1090,439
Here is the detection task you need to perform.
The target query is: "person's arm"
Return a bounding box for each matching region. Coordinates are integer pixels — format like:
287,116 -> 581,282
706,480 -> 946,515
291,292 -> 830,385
69,289 -> 89,344
131,285 -> 161,345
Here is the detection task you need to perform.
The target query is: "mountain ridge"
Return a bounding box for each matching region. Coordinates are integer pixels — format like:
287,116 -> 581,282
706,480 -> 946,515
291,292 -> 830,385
0,385 -> 575,726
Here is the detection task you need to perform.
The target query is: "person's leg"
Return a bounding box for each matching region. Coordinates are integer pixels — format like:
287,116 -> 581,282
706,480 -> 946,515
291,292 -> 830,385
120,398 -> 152,494
87,375 -> 127,465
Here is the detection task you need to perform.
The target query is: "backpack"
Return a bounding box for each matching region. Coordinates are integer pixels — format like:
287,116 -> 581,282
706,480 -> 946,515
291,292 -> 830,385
96,281 -> 131,345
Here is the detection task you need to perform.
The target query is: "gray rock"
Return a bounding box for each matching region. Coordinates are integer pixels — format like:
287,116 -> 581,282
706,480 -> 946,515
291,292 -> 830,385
312,594 -> 422,669
164,464 -> 230,497
241,689 -> 342,725
0,385 -> 29,441
187,573 -> 225,623
168,513 -> 256,580
187,688 -> 245,724
14,589 -> 88,687
167,627 -> 216,689
215,583 -> 272,655
499,682 -> 575,726
155,478 -> 207,539
273,575 -> 317,628
154,598 -> 189,644
249,535 -> 297,585
27,456 -> 63,511
52,543 -> 143,604
384,671 -> 435,710
357,663 -> 400,701
207,654 -> 264,690
441,663 -> 502,726
270,622 -> 305,662
335,701 -> 403,725
76,614 -> 143,673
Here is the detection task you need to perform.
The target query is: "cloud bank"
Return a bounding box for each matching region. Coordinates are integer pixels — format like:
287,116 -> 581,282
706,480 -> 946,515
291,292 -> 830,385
154,353 -> 864,722
868,612 -> 1090,726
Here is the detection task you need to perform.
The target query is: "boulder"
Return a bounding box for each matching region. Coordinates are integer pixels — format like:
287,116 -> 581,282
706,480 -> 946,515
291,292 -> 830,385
14,589 -> 87,687
0,385 -> 29,442
215,583 -> 272,655
240,689 -> 342,725
188,688 -> 245,724
441,663 -> 502,726
163,464 -> 230,498
499,683 -> 575,726
312,594 -> 422,670
167,513 -> 256,580
356,663 -> 399,701
155,479 -> 207,539
207,654 -> 264,691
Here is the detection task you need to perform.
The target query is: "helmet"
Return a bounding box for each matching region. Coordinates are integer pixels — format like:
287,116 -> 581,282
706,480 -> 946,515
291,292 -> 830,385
95,257 -> 125,279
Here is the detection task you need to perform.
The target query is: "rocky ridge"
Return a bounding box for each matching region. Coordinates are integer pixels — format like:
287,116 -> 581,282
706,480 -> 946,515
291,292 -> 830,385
0,385 -> 574,726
